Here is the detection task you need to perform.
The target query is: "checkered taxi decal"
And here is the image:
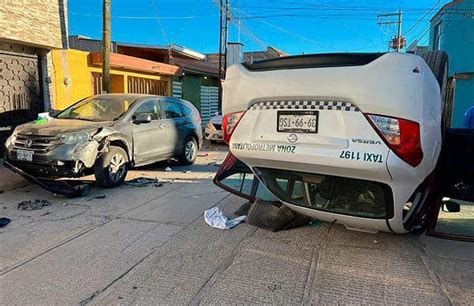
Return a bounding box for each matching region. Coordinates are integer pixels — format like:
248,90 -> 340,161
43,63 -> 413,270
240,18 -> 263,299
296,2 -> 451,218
249,100 -> 360,112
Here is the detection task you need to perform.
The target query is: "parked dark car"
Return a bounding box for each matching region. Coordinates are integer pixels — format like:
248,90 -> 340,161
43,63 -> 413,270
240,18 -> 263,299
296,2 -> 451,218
4,94 -> 203,187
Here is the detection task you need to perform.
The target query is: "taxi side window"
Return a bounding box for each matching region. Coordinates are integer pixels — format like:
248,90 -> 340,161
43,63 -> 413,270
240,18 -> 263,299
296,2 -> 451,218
132,100 -> 160,120
161,100 -> 183,119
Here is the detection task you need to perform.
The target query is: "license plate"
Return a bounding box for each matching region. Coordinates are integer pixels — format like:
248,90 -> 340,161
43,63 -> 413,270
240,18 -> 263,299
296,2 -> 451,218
17,149 -> 34,161
277,111 -> 319,133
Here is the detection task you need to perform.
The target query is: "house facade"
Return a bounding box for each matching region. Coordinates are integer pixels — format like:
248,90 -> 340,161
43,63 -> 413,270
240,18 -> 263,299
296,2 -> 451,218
116,43 -> 220,124
429,0 -> 474,128
0,0 -> 68,151
49,49 -> 181,110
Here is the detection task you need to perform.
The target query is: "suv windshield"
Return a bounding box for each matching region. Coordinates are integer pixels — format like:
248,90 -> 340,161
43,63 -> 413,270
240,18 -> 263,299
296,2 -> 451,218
56,96 -> 134,122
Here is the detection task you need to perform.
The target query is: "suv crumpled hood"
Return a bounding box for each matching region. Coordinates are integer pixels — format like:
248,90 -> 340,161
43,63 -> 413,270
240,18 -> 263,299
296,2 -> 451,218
16,119 -> 114,136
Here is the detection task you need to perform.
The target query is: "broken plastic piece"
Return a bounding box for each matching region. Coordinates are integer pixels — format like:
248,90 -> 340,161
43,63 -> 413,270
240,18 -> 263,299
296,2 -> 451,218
18,199 -> 52,211
125,177 -> 159,187
4,160 -> 90,198
165,167 -> 172,172
0,217 -> 11,228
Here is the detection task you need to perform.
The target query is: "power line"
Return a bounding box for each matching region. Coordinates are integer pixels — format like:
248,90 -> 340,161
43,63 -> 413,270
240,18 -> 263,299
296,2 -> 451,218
151,0 -> 169,45
233,4 -> 473,13
68,12 -> 472,22
230,5 -> 331,49
69,12 -> 218,19
403,0 -> 441,36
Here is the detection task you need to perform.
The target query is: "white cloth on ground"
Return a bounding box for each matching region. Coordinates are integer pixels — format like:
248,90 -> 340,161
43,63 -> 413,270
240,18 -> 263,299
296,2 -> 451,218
204,207 -> 246,230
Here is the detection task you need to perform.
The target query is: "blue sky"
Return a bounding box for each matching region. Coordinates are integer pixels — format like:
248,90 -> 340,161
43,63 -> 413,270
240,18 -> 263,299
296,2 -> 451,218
68,0 -> 451,54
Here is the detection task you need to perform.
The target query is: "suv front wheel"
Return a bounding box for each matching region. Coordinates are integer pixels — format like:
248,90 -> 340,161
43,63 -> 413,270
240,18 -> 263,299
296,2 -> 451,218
94,146 -> 129,188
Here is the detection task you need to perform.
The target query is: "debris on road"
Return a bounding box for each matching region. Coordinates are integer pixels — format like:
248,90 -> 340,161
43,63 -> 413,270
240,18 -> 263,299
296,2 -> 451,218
17,199 -> 52,211
204,207 -> 246,230
87,194 -> 106,204
164,167 -> 172,172
126,177 -> 159,187
4,159 -> 90,198
197,153 -> 209,157
154,182 -> 163,187
0,217 -> 11,228
183,170 -> 191,174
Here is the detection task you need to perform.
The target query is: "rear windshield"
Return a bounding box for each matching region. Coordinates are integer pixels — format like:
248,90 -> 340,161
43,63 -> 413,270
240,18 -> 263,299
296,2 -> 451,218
255,167 -> 393,219
243,53 -> 385,71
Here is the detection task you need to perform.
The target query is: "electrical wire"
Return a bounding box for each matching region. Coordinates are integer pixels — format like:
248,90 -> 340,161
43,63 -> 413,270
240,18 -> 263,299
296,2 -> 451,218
403,0 -> 441,36
151,0 -> 169,44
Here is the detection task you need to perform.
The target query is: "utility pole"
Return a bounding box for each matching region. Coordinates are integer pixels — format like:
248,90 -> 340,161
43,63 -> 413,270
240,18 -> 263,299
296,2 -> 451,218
396,10 -> 402,52
217,0 -> 229,110
102,0 -> 111,93
377,11 -> 404,52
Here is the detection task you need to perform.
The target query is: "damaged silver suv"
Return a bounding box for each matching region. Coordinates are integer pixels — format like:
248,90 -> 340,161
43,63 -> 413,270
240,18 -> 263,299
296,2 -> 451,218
4,94 -> 202,187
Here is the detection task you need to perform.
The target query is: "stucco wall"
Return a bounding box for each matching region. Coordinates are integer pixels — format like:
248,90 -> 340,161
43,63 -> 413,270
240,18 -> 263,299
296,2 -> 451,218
51,49 -> 94,110
51,49 -> 171,110
0,0 -> 68,49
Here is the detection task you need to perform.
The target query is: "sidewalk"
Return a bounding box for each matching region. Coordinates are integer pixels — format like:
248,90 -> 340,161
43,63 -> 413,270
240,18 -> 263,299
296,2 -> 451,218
0,159 -> 29,191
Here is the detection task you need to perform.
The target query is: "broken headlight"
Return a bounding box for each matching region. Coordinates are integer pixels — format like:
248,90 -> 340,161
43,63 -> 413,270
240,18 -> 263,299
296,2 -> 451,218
61,131 -> 91,144
5,128 -> 18,147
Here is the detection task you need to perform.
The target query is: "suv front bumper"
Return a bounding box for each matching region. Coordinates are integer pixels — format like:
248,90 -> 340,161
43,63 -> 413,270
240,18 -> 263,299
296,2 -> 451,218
4,140 -> 100,177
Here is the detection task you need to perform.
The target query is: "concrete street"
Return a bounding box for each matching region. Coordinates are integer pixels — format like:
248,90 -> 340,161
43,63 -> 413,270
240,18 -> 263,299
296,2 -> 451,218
0,143 -> 473,305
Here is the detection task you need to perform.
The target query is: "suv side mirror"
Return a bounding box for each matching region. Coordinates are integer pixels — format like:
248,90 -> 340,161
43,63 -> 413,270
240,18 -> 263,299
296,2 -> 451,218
134,113 -> 152,124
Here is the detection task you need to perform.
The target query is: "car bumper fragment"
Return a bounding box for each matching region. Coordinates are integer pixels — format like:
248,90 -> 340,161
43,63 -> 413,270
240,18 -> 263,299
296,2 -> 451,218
4,159 -> 90,198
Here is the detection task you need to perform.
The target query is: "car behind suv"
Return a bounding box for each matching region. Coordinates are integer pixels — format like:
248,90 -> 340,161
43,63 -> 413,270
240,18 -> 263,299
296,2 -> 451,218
4,94 -> 202,187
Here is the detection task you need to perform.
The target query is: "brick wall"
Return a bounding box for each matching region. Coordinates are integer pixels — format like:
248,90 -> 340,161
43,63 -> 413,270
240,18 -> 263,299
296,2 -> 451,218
0,0 -> 68,49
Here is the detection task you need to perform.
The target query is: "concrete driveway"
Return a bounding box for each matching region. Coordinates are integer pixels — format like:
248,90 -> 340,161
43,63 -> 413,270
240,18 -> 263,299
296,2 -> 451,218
0,143 -> 473,305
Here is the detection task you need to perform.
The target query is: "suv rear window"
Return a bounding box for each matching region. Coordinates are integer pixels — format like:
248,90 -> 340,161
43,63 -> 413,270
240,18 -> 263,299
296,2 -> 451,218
254,167 -> 393,219
179,104 -> 193,117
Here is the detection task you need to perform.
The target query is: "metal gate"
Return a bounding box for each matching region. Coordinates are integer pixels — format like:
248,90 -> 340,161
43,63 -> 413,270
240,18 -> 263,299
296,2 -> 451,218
127,76 -> 169,95
172,81 -> 182,98
200,86 -> 219,125
0,51 -> 42,153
